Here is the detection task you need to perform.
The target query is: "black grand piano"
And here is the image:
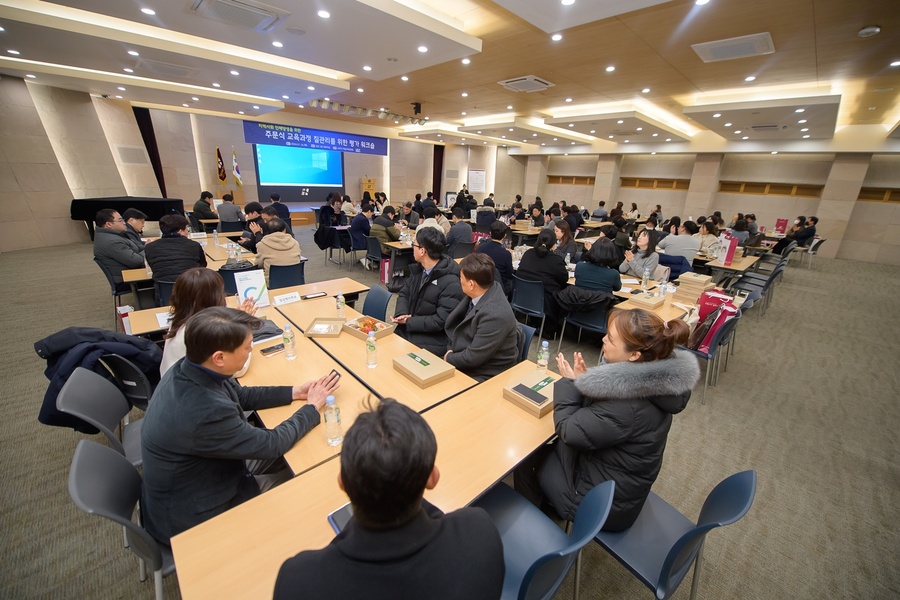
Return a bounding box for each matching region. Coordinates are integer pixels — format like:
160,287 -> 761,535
71,197 -> 185,238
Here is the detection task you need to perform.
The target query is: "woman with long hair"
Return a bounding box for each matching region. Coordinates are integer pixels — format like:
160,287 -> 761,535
515,308 -> 699,530
553,219 -> 577,260
619,228 -> 659,278
516,229 -> 569,338
694,220 -> 718,254
575,237 -> 621,292
626,202 -> 640,219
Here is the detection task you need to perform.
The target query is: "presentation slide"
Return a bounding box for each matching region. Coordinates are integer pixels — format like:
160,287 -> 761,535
255,144 -> 344,187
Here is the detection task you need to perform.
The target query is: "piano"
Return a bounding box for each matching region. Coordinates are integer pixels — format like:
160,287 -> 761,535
71,197 -> 185,238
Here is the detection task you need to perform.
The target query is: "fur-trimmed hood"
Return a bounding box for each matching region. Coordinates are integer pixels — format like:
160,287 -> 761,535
574,349 -> 700,413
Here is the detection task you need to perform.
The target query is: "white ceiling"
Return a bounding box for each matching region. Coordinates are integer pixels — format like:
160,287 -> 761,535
491,0 -> 674,34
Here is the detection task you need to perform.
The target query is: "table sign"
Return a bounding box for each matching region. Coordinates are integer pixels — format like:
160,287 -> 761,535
273,292 -> 301,306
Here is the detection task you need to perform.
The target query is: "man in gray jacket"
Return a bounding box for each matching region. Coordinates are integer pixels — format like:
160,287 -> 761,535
140,307 -> 340,544
93,208 -> 145,281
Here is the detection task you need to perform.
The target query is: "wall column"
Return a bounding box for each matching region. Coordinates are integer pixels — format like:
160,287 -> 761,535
591,154 -> 622,209
524,155 -> 548,200
824,154 -> 873,261
683,153 -> 723,221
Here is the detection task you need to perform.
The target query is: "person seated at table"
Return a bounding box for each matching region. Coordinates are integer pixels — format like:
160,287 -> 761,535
159,267 -> 256,376
509,201 -> 527,223
626,202 -> 640,219
444,254 -> 521,383
730,219 -> 750,246
418,206 -> 446,236
145,214 -> 207,284
529,196 -> 544,213
450,191 -> 467,213
484,193 -> 496,207
193,191 -> 218,221
349,203 -> 374,252
770,215 -> 816,253
517,229 -> 568,338
694,220 -> 718,254
255,218 -> 301,284
544,207 -> 564,230
341,194 -> 357,218
476,221 -> 514,295
122,208 -> 149,250
217,193 -> 244,224
728,212 -> 744,229
650,204 -> 663,223
619,229 -> 659,278
592,200 -> 609,221
93,208 -> 145,282
445,208 -> 473,256
371,205 -> 401,256
411,193 -> 425,217
597,224 -> 625,267
237,202 -> 265,252
399,202 -> 420,230
464,194 -> 479,213
422,192 -> 436,212
319,193 -> 345,228
575,237 -> 622,293
141,306 -> 341,544
660,216 -> 680,239
475,203 -> 496,229
609,201 -> 624,219
553,220 -> 577,261
745,213 -> 759,235
391,227 -> 463,356
514,309 -> 699,530
657,220 -> 701,262
643,215 -> 658,231
262,205 -> 293,236
564,204 -> 584,233
274,399 -> 504,600
529,205 -> 545,227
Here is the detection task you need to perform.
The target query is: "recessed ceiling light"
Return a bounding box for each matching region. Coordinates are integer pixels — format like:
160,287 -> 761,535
461,112 -> 467,115
462,58 -> 470,65
741,136 -> 749,140
734,130 -> 741,134
25,74 -> 35,78
666,138 -> 673,141
401,76 -> 409,81
801,128 -> 809,132
417,46 -> 428,53
252,105 -> 259,109
424,116 -> 429,120
509,128 -> 514,131
565,98 -> 573,103
541,143 -> 546,146
857,25 -> 881,38
123,68 -> 134,73
128,50 -> 139,56
568,123 -> 574,127
651,151 -> 656,155
356,87 -> 364,93
117,86 -> 126,91
652,133 -> 658,137
771,151 -> 778,154
744,76 -> 756,82
282,95 -> 289,99
802,134 -> 810,138
437,134 -> 442,137
589,129 -> 595,134
571,141 -> 576,145
636,127 -> 643,131
212,82 -> 220,87
713,113 -> 721,118
8,49 -> 20,55
394,120 -> 399,124
798,119 -> 807,124
461,138 -> 465,141
141,8 -> 156,16
795,108 -> 805,113
624,140 -> 630,143
477,131 -> 481,134
868,106 -> 877,111
608,135 -> 614,139
605,66 -> 615,72
191,96 -> 199,101
115,95 -> 122,99
553,138 -> 558,141
891,61 -> 900,67
640,88 -> 651,95
551,34 -> 563,42
617,120 -> 624,124
724,122 -> 732,127
230,70 -> 239,76
415,136 -> 419,139
562,0 -> 575,5
696,0 -> 710,5
307,85 -> 315,90
297,104 -> 304,108
461,92 -> 468,97
363,65 -> 372,71
238,111 -> 244,115
0,26 -> 5,32
182,103 -> 189,108
272,41 -> 283,48
318,10 -> 330,18
324,97 -> 330,101
484,141 -> 488,144
532,133 -> 538,137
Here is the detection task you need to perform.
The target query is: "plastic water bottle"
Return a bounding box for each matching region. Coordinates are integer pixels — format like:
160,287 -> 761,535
641,267 -> 651,291
324,395 -> 343,446
537,341 -> 550,372
366,331 -> 377,368
213,229 -> 219,246
659,271 -> 668,297
283,324 -> 297,360
336,292 -> 346,319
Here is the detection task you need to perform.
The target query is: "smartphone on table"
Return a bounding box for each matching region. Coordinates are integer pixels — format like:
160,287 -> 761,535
260,344 -> 285,357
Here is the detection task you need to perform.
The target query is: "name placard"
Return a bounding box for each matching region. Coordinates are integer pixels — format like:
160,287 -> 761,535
273,292 -> 301,306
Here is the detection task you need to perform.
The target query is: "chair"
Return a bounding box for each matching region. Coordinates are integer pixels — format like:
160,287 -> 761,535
595,471 -> 757,600
366,236 -> 387,271
68,440 -> 175,600
732,265 -> 784,315
557,303 -> 610,355
519,323 -> 536,363
511,276 -> 547,342
682,310 -> 742,404
56,367 -> 143,466
799,238 -> 826,268
474,481 -> 615,600
452,240 -> 475,258
94,258 -> 131,325
186,211 -> 202,233
475,222 -> 492,234
268,263 -> 306,289
218,220 -> 244,233
658,253 -> 693,279
624,219 -> 638,238
154,280 -> 176,307
98,354 -> 154,412
218,265 -> 259,296
361,285 -> 392,321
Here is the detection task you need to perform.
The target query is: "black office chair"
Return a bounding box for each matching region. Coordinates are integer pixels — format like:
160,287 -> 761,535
557,303 -> 610,355
218,221 -> 244,233
366,236 -> 387,271
186,211 -> 202,233
98,354 -> 155,412
268,263 -> 306,289
218,265 -> 259,296
452,241 -> 475,258
510,276 -> 546,342
154,280 -> 176,307
93,257 -> 131,311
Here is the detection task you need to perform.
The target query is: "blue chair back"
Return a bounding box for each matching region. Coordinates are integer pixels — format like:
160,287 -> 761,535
93,257 -> 129,296
362,285 -> 392,321
657,471 -> 757,598
366,236 -> 385,261
658,253 -> 693,279
268,263 -> 306,289
518,323 -> 536,363
565,303 -> 609,334
155,280 -> 175,307
511,276 -> 545,318
452,240 -> 475,258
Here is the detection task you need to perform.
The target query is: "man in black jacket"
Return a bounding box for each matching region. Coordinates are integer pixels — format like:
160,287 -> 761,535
192,190 -> 218,220
391,227 -> 464,356
144,214 -> 206,283
274,399 -> 504,600
237,202 -> 265,252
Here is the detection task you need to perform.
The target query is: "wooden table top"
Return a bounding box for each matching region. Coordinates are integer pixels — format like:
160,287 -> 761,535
384,240 -> 412,250
204,241 -> 255,262
121,258 -> 229,285
171,361 -> 556,600
580,220 -> 612,229
615,292 -> 688,322
705,254 -> 760,272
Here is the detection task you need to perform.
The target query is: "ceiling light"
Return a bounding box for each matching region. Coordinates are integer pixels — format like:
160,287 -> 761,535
713,113 -> 721,118
589,129 -> 595,134
461,112 -> 467,115
123,68 -> 134,73
801,128 -> 809,132
307,85 -> 315,90
624,140 -> 630,143
0,27 -> 4,32
541,143 -> 546,146
741,136 -> 749,140
418,45 -> 428,53
252,105 -> 259,109
212,82 -> 220,87
401,76 -> 409,81
394,120 -> 399,124
415,136 -> 419,139
734,130 -> 741,134
238,111 -> 244,115
191,96 -> 199,101
666,138 -> 673,141
476,131 -> 482,134
617,120 -> 624,124
608,135 -> 614,139
363,65 -> 372,71
509,128 -> 515,132
652,133 -> 658,137
462,58 -> 470,65
571,141 -> 576,145
636,127 -> 643,131
641,88 -> 650,94
568,123 -> 574,127
117,87 -> 126,91
771,151 -> 778,154
891,61 -> 900,67
744,76 -> 756,82
605,66 -> 615,72
798,119 -> 807,124
565,98 -> 574,103
230,70 -> 239,76
533,133 -> 538,137
795,108 -> 805,113
551,34 -> 563,42
562,0 -> 575,5
182,103 -> 189,108
272,41 -> 283,48
553,138 -> 558,141
282,95 -> 289,99
324,97 -> 330,101
25,74 -> 35,79
484,141 -> 488,144
115,95 -> 122,99
356,88 -> 364,93
724,122 -> 732,127
651,152 -> 656,155
696,0 -> 710,5
424,116 -> 429,120
802,134 -> 810,138
297,104 -> 303,108
318,10 -> 330,18
461,138 -> 465,141
461,92 -> 468,97
128,50 -> 139,56
857,25 -> 881,38
7,49 -> 20,55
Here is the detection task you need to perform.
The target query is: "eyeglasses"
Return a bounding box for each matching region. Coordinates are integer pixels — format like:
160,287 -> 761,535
113,218 -> 125,223
411,242 -> 421,249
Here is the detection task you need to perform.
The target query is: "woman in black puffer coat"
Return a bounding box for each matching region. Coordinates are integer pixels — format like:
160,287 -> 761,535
515,308 -> 699,531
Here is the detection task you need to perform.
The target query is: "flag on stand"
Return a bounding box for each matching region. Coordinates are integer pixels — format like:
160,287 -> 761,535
216,147 -> 227,182
232,149 -> 243,188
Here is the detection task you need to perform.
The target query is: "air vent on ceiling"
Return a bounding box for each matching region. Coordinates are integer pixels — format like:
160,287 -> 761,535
188,0 -> 290,32
136,58 -> 198,79
750,124 -> 782,131
498,75 -> 555,93
691,32 -> 775,63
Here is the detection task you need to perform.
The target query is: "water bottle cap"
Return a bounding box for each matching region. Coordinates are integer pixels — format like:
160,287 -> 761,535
541,341 -> 549,347
326,395 -> 335,405
284,323 -> 291,330
368,331 -> 375,337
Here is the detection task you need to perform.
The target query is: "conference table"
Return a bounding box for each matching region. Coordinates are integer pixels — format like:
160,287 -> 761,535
170,360 -> 558,600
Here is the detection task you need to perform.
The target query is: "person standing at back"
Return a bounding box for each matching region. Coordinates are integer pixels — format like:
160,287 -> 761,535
274,399 -> 504,600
